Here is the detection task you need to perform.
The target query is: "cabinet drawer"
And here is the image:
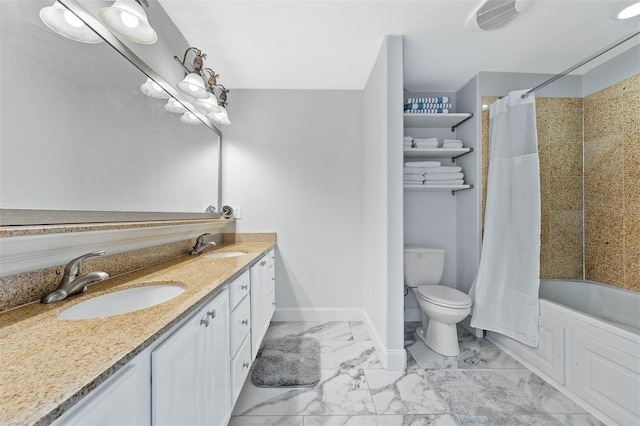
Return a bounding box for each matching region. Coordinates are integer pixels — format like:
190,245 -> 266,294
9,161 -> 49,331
229,270 -> 250,310
230,296 -> 251,356
231,336 -> 252,404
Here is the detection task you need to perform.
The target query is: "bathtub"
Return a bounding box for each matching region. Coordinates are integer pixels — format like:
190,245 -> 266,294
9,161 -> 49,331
487,280 -> 640,426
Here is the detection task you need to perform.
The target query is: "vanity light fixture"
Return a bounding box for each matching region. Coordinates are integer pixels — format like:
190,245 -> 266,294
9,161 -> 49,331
180,111 -> 202,125
193,68 -> 222,113
207,85 -> 231,126
164,98 -> 187,114
140,77 -> 170,99
614,0 -> 640,19
174,47 -> 209,99
99,0 -> 157,45
39,1 -> 103,44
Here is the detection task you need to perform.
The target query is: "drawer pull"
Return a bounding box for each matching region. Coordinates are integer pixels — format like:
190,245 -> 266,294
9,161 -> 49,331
242,318 -> 249,326
200,318 -> 210,327
272,302 -> 276,305
260,260 -> 266,266
242,362 -> 250,369
207,309 -> 216,319
272,277 -> 275,281
241,284 -> 248,290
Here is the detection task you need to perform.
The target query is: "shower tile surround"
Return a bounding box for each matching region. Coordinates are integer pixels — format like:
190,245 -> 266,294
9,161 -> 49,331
481,73 -> 639,292
230,321 -> 604,426
0,221 -> 274,311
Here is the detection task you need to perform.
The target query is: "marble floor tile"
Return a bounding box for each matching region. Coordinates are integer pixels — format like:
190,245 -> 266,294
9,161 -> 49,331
551,413 -> 606,426
303,414 -> 458,426
320,341 -> 382,370
364,369 -> 447,415
495,369 -> 587,414
453,414 -> 560,425
349,322 -> 371,341
406,339 -> 523,369
228,415 -> 303,426
232,368 -> 375,416
265,322 -> 354,341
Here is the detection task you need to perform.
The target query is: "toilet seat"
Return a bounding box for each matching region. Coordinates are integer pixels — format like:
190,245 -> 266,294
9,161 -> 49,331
417,285 -> 472,309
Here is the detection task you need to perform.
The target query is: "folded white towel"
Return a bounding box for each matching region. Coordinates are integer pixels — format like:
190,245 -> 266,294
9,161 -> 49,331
425,173 -> 464,181
414,142 -> 439,148
442,142 -> 463,148
423,179 -> 464,185
403,174 -> 426,181
403,136 -> 413,143
404,161 -> 441,167
443,139 -> 462,144
424,166 -> 462,174
403,142 -> 413,146
414,137 -> 438,143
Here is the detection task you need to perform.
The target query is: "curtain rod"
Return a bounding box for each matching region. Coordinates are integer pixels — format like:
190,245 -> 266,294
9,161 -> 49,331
521,27 -> 640,99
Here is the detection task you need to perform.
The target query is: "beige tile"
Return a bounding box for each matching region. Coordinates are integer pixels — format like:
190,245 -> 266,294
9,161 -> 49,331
585,210 -> 624,286
546,211 -> 583,279
584,134 -> 623,176
549,99 -> 583,145
621,73 -> 640,93
584,84 -> 624,142
584,172 -> 624,213
625,177 -> 640,214
549,175 -> 583,212
624,214 -> 640,292
549,140 -> 583,177
623,88 -> 640,180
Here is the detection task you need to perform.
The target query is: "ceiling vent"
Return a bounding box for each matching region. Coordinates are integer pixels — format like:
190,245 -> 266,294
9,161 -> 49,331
466,0 -> 534,30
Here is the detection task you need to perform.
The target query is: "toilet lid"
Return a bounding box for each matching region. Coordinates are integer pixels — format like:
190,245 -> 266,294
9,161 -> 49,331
417,285 -> 472,308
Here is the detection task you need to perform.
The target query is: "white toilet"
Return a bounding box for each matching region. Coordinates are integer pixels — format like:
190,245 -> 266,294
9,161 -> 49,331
404,246 -> 472,357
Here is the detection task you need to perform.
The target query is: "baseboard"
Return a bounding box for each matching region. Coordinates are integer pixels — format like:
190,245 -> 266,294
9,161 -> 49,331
363,310 -> 406,371
272,307 -> 363,322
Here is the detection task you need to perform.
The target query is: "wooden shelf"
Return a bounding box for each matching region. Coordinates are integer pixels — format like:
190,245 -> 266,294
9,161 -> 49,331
404,184 -> 472,195
403,147 -> 472,160
403,113 -> 473,130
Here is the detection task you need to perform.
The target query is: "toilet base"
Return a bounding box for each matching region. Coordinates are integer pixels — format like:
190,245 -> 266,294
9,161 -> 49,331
416,323 -> 461,357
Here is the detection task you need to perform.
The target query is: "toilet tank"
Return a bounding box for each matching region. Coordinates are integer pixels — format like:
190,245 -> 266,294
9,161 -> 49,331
404,246 -> 445,287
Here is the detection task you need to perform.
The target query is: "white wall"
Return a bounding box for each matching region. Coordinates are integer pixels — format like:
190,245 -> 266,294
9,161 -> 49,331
582,45 -> 640,96
362,35 -> 405,370
220,89 -> 364,321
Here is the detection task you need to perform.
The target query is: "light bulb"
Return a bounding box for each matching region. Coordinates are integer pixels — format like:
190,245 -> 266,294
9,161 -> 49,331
120,11 -> 139,28
617,1 -> 640,19
63,10 -> 83,27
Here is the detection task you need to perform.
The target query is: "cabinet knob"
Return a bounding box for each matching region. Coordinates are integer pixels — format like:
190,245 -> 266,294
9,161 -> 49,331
272,302 -> 276,306
207,309 -> 216,319
200,318 -> 210,327
242,362 -> 250,369
260,260 -> 266,266
241,284 -> 248,290
272,277 -> 275,281
242,318 -> 249,326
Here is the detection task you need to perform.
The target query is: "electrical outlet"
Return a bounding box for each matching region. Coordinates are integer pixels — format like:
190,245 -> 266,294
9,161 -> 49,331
230,205 -> 242,219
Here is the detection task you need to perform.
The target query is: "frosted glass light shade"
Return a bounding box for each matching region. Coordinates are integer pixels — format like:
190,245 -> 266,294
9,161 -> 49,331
99,0 -> 157,45
180,112 -> 201,125
208,106 -> 231,126
140,77 -> 170,99
164,98 -> 187,114
177,73 -> 208,99
194,93 -> 221,113
39,2 -> 103,44
615,1 -> 640,19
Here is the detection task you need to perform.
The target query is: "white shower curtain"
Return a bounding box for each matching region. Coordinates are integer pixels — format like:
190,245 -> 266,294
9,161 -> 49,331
470,90 -> 541,347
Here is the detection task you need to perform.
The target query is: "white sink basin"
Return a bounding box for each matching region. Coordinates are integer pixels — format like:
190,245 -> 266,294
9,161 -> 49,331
58,283 -> 185,320
204,251 -> 248,259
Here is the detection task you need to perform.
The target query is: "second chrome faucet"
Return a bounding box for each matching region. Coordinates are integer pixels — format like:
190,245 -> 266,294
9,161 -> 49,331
41,251 -> 110,304
190,233 -> 217,255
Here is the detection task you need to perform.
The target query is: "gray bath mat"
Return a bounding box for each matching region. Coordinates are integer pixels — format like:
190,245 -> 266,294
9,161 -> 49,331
251,337 -> 321,387
426,370 -> 560,426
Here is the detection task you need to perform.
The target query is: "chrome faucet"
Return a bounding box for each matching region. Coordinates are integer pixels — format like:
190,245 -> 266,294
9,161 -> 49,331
41,251 -> 110,304
190,233 -> 217,255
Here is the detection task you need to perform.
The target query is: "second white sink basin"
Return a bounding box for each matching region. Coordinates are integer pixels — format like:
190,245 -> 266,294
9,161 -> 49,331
204,251 -> 248,259
58,283 -> 185,320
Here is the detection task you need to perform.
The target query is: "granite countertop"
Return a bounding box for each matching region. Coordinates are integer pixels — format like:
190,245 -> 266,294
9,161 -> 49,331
0,241 -> 275,426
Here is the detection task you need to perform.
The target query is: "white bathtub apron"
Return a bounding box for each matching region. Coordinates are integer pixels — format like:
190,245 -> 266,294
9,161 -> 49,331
470,90 -> 541,347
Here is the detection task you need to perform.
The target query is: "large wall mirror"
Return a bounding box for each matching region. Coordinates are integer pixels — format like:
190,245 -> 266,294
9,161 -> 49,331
0,0 -> 221,225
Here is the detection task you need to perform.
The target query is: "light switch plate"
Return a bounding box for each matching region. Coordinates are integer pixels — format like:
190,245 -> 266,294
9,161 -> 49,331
230,205 -> 242,219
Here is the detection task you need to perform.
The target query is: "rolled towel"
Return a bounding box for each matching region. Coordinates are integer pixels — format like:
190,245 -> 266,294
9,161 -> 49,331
405,102 -> 452,110
425,173 -> 464,181
423,179 -> 464,185
403,174 -> 426,181
403,136 -> 413,143
407,96 -> 450,104
404,161 -> 441,167
405,108 -> 450,114
424,166 -> 462,174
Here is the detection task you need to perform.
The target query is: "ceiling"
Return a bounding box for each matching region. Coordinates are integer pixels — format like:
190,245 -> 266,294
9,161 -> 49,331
158,0 -> 640,92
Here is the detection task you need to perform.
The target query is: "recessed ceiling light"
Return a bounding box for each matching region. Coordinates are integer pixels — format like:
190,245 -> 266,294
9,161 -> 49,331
614,1 -> 640,20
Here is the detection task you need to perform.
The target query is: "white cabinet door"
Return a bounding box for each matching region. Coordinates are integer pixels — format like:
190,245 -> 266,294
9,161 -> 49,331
250,251 -> 276,359
152,307 -> 206,426
54,364 -> 142,426
152,289 -> 231,426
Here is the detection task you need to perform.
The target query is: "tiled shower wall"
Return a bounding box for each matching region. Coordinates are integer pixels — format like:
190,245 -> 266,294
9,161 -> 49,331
482,74 -> 639,292
584,74 -> 639,292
